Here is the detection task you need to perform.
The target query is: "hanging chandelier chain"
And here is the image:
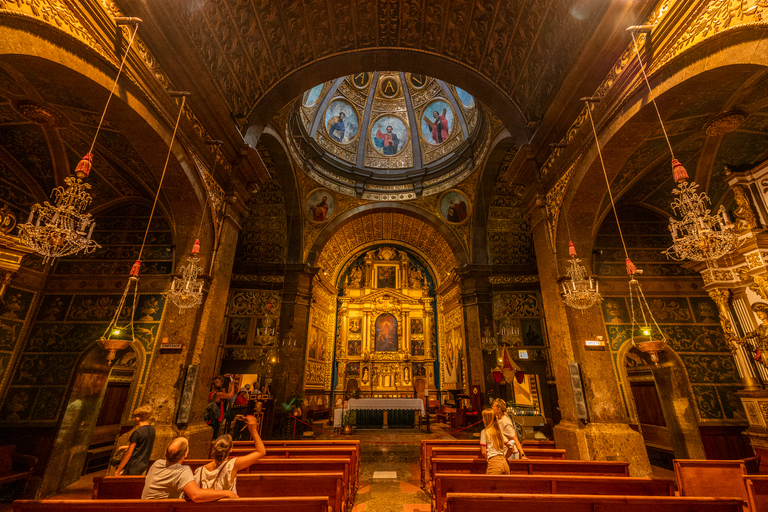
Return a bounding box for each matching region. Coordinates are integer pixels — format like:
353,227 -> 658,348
89,23 -> 140,156
585,103 -> 630,263
195,141 -> 222,242
629,32 -> 675,160
138,94 -> 187,262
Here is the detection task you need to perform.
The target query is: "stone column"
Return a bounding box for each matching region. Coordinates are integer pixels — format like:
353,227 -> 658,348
274,264 -> 317,405
142,198 -> 245,458
530,212 -> 651,476
457,266 -> 493,393
707,288 -> 762,391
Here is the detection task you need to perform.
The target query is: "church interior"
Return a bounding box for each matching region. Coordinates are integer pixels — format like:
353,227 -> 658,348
2,0 -> 768,509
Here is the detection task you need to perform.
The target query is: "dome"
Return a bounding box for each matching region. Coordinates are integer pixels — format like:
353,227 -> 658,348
288,72 -> 489,200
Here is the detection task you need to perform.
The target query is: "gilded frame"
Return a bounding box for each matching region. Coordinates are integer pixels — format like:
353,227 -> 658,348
322,97 -> 360,145
368,113 -> 410,157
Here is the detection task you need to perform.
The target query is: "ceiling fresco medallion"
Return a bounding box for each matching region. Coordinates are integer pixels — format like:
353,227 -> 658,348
704,110 -> 747,137
15,100 -> 66,127
305,188 -> 335,223
439,189 -> 471,225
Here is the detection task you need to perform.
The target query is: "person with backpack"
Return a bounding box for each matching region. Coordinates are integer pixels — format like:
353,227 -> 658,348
492,398 -> 527,460
193,415 -> 266,493
206,375 -> 236,438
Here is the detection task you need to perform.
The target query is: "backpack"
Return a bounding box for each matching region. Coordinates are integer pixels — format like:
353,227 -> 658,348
205,393 -> 221,425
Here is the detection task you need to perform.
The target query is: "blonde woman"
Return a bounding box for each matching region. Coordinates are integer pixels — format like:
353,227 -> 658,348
193,415 -> 265,492
480,408 -> 513,474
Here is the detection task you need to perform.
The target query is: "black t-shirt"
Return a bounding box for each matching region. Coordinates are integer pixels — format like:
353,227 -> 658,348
124,424 -> 156,475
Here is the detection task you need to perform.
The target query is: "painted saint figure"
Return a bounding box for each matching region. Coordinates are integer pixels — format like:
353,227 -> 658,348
423,108 -> 449,144
375,123 -> 399,155
375,313 -> 398,352
327,111 -> 346,142
447,197 -> 468,223
311,196 -> 330,222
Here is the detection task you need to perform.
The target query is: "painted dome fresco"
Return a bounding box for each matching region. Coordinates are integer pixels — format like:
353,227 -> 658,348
288,72 -> 490,200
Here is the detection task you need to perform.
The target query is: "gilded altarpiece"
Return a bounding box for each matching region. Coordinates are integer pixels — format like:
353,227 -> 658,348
334,247 -> 436,396
438,281 -> 466,391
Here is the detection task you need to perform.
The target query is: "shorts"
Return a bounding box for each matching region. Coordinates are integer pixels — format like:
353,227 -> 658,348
486,455 -> 510,475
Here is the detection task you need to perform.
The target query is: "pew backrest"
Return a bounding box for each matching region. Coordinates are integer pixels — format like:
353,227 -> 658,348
444,492 -> 743,512
744,475 -> 768,512
92,473 -> 346,512
674,459 -> 748,504
13,497 -> 330,512
433,474 -> 675,512
430,446 -> 566,460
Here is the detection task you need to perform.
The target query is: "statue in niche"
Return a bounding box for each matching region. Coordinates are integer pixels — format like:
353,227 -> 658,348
408,267 -> 424,289
362,366 -> 369,383
403,366 -> 410,383
349,265 -> 363,288
750,302 -> 768,368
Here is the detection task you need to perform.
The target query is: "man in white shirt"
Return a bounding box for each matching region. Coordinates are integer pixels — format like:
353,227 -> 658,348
142,437 -> 238,502
492,398 -> 527,460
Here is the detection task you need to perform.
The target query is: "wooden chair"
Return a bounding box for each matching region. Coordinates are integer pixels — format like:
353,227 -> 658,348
674,459 -> 748,510
443,492 -> 743,512
743,475 -> 768,512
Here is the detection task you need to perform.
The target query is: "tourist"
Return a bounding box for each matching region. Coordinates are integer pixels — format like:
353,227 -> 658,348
193,415 -> 266,492
141,437 -> 238,501
234,387 -> 249,405
480,408 -> 513,475
492,398 -> 526,460
208,374 -> 236,438
115,405 -> 155,475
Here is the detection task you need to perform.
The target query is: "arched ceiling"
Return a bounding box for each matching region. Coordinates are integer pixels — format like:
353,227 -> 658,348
123,0 -> 625,144
315,210 -> 459,285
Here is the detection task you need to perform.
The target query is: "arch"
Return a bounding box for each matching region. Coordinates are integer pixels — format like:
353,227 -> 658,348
36,338 -> 144,497
0,27 -> 209,255
615,339 -> 705,461
560,28 -> 768,255
309,204 -> 467,285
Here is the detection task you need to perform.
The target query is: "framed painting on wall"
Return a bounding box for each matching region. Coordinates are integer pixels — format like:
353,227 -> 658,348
376,265 -> 398,289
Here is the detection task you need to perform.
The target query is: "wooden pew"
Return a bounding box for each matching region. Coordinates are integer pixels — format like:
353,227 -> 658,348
674,460 -> 748,509
744,475 -> 768,512
92,473 -> 346,512
432,474 -> 675,512
225,446 -> 358,494
422,447 -> 566,490
420,439 -> 555,488
429,458 -> 630,494
183,457 -> 353,504
12,497 -> 329,512
443,493 -> 743,512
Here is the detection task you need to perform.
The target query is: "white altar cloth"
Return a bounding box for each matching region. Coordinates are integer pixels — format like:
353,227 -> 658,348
333,398 -> 425,427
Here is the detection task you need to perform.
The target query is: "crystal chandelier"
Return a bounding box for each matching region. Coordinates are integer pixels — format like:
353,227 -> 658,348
17,176 -> 100,263
561,241 -> 602,310
626,26 -> 740,264
498,316 -> 523,347
168,240 -> 205,312
481,317 -> 498,352
17,18 -> 141,263
168,141 -> 222,312
663,173 -> 739,262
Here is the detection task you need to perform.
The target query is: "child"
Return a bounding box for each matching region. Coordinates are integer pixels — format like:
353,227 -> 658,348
116,405 -> 156,475
479,408 -> 513,474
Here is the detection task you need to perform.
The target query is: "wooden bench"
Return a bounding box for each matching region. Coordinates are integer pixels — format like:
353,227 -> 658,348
183,457 -> 354,504
12,497 -> 329,512
226,446 -> 358,494
744,475 -> 768,512
443,493 -> 743,512
432,474 -> 675,512
422,447 -> 566,490
429,458 -> 630,494
674,459 -> 748,510
92,472 -> 346,512
420,439 -> 555,487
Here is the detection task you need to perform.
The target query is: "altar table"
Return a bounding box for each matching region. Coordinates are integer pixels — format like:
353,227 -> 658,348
335,398 -> 425,429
